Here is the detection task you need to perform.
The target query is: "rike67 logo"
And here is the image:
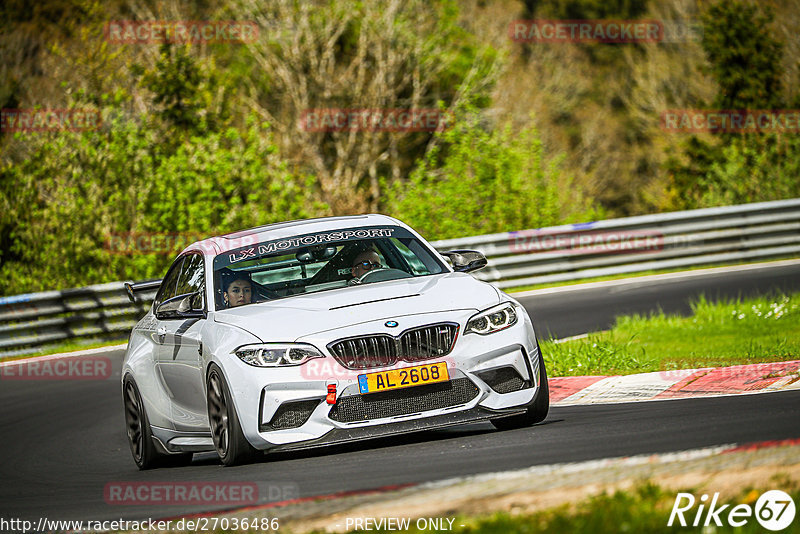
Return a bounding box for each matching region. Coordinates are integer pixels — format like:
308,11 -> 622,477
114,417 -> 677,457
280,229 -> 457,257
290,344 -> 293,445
669,490 -> 796,531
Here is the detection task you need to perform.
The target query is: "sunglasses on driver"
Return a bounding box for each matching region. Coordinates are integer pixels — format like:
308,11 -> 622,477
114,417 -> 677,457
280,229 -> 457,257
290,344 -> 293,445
352,261 -> 381,270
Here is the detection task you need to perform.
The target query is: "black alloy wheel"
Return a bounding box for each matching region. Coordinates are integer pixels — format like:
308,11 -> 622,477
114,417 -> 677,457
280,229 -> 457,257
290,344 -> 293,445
206,364 -> 259,466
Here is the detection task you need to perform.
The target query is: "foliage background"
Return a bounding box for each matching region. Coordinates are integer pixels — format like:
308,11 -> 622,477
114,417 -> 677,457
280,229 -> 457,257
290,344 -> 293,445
1,0 -> 799,293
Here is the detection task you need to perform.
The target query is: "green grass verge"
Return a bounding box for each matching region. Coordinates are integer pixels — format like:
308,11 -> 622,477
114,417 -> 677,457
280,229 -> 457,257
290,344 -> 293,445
453,485 -> 800,533
541,291 -> 800,377
506,258 -> 799,293
295,481 -> 800,534
436,484 -> 799,534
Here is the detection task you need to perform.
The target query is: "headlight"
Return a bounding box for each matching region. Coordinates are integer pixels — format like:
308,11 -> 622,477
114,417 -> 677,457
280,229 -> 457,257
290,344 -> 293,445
234,343 -> 324,367
465,303 -> 518,335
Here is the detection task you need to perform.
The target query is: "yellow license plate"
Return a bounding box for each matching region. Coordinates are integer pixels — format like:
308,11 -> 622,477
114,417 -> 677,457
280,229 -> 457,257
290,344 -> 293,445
357,362 -> 449,394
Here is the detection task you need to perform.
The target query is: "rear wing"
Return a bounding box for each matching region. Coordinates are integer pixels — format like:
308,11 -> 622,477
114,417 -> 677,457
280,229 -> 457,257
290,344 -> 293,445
124,279 -> 162,303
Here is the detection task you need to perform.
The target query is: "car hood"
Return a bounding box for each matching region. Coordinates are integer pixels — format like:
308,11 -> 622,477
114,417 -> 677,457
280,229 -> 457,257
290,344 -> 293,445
212,272 -> 501,342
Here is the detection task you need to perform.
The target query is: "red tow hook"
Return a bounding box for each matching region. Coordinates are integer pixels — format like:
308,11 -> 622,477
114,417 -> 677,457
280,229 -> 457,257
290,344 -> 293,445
326,384 -> 337,405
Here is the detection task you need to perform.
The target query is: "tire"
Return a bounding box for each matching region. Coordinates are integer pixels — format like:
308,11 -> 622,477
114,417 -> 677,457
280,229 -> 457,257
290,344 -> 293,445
206,364 -> 259,466
123,377 -> 193,469
490,344 -> 550,431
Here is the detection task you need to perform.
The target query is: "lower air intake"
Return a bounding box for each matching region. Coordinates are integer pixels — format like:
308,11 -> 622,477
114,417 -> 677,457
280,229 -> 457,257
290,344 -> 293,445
476,366 -> 528,394
328,378 -> 479,423
261,399 -> 320,431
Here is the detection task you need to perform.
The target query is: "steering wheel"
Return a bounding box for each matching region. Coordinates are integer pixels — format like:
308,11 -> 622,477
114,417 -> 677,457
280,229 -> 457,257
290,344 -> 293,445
350,267 -> 413,286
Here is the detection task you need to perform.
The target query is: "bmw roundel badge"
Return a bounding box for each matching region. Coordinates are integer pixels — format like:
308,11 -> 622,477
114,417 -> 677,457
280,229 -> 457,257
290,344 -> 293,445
385,320 -> 399,328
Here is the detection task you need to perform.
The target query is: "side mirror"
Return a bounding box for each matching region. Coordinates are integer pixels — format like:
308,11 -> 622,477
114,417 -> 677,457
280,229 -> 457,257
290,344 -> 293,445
155,292 -> 205,320
124,279 -> 162,303
441,250 -> 488,273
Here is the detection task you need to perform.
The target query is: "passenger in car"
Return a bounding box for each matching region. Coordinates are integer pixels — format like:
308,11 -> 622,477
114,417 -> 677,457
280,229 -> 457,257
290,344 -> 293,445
222,272 -> 253,308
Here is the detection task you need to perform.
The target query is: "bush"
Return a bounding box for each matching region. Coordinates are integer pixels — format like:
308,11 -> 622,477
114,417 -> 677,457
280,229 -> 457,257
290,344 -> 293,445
698,135 -> 800,207
666,0 -> 800,209
384,107 -> 602,241
0,111 -> 322,294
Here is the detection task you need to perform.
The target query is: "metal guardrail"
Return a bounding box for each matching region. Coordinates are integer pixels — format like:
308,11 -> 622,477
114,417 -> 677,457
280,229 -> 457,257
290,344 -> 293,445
430,198 -> 800,289
0,283 -> 158,357
1,199 -> 799,357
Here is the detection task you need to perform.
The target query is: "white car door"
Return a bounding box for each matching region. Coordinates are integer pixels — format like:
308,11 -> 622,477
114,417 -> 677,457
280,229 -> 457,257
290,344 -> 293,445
155,253 -> 209,432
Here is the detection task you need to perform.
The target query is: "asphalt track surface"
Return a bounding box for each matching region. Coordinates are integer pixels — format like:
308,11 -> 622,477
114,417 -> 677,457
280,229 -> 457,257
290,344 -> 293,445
1,262 -> 799,525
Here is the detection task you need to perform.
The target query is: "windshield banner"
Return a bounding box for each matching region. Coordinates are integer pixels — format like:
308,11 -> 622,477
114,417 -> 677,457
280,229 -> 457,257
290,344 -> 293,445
215,226 -> 402,268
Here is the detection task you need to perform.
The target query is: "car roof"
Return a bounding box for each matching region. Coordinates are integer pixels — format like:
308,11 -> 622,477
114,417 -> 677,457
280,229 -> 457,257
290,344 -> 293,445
180,214 -> 411,256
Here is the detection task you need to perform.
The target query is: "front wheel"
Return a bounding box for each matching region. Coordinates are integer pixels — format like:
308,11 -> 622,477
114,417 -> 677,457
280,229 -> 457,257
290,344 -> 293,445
490,345 -> 550,430
207,364 -> 259,466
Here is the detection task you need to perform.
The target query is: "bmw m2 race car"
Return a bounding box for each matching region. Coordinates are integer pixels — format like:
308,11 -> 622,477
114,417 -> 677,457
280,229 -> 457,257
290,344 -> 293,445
122,215 -> 549,468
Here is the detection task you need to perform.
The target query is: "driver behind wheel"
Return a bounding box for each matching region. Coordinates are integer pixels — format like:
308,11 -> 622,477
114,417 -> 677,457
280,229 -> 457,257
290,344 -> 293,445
350,249 -> 383,279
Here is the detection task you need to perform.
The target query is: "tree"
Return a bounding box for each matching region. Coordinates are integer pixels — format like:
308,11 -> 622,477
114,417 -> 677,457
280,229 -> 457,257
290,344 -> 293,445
701,1 -> 784,110
239,0 -> 497,214
0,110 -> 321,293
385,105 -> 601,240
666,0 -> 794,208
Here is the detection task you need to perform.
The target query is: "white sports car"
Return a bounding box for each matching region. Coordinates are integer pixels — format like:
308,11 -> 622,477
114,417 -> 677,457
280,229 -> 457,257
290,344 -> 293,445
122,215 -> 548,468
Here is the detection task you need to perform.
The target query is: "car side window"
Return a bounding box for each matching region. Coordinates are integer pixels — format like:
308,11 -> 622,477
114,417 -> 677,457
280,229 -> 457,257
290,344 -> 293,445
154,257 -> 184,307
176,253 -> 205,298
390,238 -> 431,275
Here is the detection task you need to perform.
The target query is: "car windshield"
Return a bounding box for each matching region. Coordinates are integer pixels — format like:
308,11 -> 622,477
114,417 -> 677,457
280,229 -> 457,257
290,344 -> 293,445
212,225 -> 446,310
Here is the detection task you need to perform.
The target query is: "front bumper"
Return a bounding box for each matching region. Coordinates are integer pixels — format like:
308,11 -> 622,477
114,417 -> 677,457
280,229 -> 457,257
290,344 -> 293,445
220,308 -> 542,451
262,404 -> 534,453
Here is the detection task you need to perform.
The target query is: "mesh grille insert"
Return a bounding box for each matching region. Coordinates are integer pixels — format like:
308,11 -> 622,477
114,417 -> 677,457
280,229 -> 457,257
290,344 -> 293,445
328,323 -> 458,370
262,399 -> 320,431
476,366 -> 528,394
328,377 -> 479,423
